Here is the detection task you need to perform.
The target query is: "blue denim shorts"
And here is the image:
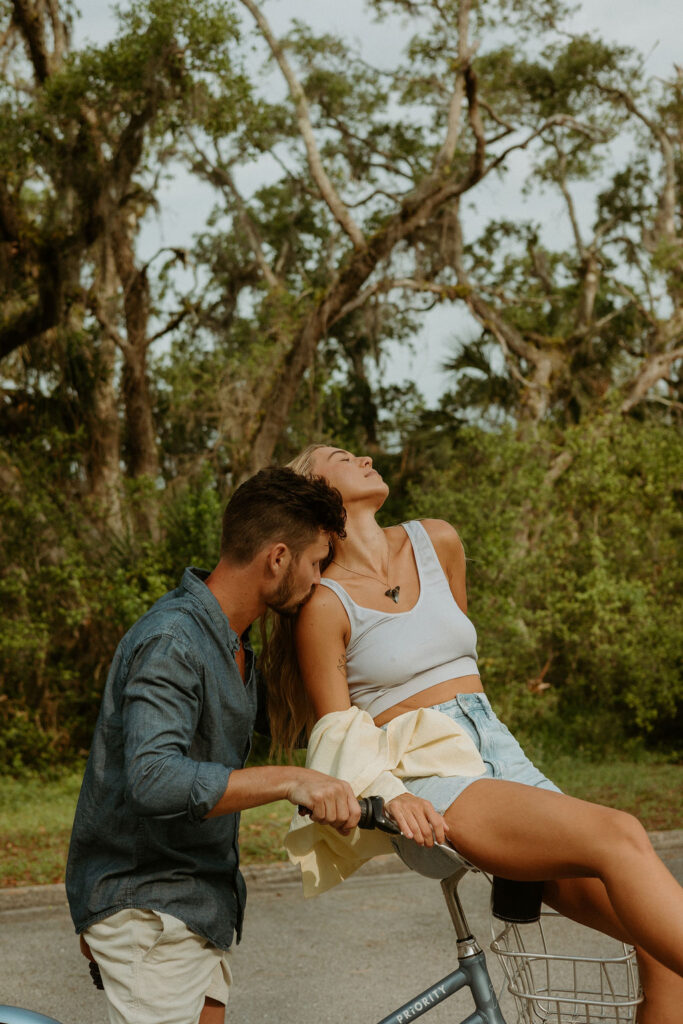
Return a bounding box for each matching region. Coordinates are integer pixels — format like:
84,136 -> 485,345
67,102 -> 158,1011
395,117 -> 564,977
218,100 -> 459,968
398,693 -> 561,814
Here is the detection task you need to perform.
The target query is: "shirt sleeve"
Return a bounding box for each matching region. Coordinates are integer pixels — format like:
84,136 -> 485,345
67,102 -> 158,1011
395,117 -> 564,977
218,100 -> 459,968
122,633 -> 231,822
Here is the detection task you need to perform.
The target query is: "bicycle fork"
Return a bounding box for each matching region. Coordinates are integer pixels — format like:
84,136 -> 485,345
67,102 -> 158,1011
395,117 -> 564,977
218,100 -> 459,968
376,868 -> 507,1024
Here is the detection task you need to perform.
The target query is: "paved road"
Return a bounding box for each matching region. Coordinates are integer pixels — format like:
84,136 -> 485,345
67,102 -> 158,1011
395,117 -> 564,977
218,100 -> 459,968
1,847 -> 681,1024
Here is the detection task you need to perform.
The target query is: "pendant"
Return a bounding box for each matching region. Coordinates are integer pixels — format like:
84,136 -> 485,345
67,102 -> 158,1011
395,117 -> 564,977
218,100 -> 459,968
384,586 -> 400,604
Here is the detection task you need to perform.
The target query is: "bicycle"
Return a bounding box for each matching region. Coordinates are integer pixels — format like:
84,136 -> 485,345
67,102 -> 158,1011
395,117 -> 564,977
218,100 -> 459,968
350,796 -> 642,1024
0,796 -> 643,1024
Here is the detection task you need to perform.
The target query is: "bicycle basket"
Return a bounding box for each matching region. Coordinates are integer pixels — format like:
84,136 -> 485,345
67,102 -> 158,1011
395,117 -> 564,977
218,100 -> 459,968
490,909 -> 642,1023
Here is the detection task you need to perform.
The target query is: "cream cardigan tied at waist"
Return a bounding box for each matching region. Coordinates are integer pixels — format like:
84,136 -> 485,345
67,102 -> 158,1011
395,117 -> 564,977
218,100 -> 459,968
284,705 -> 485,896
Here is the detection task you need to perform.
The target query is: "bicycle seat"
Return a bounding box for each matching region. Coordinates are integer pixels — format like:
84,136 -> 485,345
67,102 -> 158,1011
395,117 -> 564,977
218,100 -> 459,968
355,795 -> 472,879
390,833 -> 472,879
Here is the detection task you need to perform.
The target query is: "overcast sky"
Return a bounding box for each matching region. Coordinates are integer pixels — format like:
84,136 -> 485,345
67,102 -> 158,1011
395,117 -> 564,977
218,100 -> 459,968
72,1 -> 681,403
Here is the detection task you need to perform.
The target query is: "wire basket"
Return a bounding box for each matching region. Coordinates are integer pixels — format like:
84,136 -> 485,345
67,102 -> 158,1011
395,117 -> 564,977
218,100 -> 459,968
490,910 -> 643,1023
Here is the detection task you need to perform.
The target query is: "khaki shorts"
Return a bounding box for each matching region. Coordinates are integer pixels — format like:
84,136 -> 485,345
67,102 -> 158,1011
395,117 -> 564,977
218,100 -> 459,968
84,908 -> 233,1024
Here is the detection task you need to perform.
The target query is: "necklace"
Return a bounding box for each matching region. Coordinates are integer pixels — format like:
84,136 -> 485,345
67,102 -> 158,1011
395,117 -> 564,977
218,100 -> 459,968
331,553 -> 401,604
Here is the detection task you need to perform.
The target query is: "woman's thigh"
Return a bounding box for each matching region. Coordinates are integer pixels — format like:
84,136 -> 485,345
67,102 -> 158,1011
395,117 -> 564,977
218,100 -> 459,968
443,778 -> 635,881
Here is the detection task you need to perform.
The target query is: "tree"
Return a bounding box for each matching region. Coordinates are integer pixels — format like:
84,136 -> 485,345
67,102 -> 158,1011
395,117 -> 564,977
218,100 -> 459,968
435,50 -> 683,425
1,0 -> 242,530
2,0 -> 681,766
5,0 -> 678,493
178,0 -> 659,478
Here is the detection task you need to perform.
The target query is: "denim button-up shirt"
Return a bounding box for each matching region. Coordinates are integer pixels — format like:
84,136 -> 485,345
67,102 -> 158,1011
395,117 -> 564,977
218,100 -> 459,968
66,567 -> 258,950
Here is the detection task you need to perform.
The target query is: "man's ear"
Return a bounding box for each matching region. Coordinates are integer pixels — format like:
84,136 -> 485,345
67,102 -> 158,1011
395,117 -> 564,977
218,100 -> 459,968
264,542 -> 291,579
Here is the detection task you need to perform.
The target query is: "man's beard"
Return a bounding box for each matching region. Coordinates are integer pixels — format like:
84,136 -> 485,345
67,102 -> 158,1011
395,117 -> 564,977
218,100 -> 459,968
266,566 -> 316,618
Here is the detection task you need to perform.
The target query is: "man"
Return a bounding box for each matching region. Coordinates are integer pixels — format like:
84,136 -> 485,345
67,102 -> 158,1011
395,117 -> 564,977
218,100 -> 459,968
66,467 -> 360,1024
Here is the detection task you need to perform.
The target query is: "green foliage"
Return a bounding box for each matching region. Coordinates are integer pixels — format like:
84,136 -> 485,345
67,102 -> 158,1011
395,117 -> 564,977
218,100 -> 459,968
2,0 -> 682,773
0,438 -> 224,773
404,415 -> 682,754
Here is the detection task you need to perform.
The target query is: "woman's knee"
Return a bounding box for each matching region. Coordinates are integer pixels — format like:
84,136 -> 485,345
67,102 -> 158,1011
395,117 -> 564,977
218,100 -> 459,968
593,805 -> 652,862
611,808 -> 650,851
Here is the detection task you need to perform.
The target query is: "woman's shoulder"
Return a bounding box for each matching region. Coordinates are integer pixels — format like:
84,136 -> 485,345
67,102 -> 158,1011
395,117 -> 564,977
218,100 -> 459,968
411,518 -> 464,553
297,579 -> 350,635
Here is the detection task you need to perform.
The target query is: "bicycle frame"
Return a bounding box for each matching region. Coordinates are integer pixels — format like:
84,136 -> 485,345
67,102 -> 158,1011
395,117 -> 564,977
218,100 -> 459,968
370,826 -> 642,1024
0,1009 -> 62,1023
373,858 -> 507,1024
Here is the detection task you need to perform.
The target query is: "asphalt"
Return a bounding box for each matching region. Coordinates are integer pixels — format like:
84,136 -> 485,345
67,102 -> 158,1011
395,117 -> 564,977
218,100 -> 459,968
1,832 -> 681,1024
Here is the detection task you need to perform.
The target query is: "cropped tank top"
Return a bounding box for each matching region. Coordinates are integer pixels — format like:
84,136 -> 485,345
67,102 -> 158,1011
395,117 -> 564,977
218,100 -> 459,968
318,520 -> 479,718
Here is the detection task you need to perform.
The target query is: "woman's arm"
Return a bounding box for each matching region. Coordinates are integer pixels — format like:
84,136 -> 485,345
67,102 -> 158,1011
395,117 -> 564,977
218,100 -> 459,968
295,586 -> 449,846
294,586 -> 352,717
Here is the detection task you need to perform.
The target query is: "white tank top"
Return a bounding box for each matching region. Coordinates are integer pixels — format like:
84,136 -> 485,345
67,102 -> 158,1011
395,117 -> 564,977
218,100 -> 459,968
318,520 -> 479,718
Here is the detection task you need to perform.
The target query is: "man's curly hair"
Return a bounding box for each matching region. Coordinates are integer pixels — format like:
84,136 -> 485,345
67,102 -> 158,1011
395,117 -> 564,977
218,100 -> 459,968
221,466 -> 346,563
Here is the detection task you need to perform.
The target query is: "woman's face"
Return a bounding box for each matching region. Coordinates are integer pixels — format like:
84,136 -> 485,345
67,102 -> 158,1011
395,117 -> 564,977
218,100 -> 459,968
308,446 -> 389,506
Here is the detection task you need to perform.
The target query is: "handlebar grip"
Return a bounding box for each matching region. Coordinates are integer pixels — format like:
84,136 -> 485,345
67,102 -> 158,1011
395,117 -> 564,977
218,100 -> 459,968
358,795 -> 401,834
298,796 -> 400,835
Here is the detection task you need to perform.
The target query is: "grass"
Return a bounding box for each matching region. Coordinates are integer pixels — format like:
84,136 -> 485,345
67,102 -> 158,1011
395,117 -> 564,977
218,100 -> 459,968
239,801 -> 293,863
1,770 -> 84,887
531,753 -> 683,831
0,771 -> 296,887
1,755 -> 681,888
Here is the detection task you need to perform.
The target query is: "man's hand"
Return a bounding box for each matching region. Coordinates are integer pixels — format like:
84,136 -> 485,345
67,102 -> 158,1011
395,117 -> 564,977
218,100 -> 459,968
287,769 -> 361,835
386,793 -> 449,846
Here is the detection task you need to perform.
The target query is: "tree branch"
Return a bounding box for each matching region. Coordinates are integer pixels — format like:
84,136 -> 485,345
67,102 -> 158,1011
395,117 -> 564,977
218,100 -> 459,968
238,0 -> 366,250
555,145 -> 584,256
621,345 -> 683,413
432,0 -> 475,175
11,0 -> 51,83
484,115 -> 604,180
88,293 -> 130,357
219,167 -> 280,288
189,136 -> 281,289
344,185 -> 412,209
600,84 -> 679,256
45,0 -> 69,65
148,306 -> 193,346
478,96 -> 515,132
330,276 -> 468,325
324,114 -> 417,181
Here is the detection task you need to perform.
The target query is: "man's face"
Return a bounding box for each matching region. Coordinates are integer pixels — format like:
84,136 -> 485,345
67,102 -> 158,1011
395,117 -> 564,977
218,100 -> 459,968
266,532 -> 330,617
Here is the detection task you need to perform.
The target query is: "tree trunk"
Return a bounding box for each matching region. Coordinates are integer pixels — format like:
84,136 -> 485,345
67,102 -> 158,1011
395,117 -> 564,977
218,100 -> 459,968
85,334 -> 125,530
110,218 -> 160,484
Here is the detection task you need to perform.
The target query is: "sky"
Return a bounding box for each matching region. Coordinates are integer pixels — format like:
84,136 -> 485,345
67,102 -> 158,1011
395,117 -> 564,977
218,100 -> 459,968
71,0 -> 681,403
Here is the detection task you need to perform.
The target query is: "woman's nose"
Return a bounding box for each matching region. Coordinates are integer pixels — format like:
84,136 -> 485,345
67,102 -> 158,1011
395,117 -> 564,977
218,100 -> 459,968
359,455 -> 372,468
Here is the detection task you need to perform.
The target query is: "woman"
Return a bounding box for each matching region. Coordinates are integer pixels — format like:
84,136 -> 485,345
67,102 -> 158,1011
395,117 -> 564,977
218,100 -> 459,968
263,443 -> 683,1022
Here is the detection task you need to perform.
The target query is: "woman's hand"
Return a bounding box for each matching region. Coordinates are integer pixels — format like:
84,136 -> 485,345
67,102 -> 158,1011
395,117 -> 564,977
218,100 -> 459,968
386,793 -> 449,846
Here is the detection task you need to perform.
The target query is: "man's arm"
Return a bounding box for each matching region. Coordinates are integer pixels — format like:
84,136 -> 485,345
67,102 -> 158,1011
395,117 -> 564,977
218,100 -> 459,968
122,634 -> 230,822
122,634 -> 360,832
206,764 -> 361,833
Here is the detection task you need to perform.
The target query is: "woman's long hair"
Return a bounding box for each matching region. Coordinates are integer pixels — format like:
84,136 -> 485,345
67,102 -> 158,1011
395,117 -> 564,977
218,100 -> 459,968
260,444 -> 334,757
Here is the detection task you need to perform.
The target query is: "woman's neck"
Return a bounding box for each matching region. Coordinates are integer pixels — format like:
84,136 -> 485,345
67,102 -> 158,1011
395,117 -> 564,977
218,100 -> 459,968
333,507 -> 391,574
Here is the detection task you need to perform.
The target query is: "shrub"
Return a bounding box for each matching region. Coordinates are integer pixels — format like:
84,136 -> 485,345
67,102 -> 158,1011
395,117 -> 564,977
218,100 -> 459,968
405,415 -> 682,755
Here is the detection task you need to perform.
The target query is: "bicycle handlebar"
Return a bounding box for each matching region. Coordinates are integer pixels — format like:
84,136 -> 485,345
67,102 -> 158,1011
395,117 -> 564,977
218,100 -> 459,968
297,795 -> 401,835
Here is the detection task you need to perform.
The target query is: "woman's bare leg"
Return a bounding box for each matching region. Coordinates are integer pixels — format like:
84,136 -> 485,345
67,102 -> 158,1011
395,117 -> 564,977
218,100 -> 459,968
545,875 -> 683,1024
443,779 -> 683,976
